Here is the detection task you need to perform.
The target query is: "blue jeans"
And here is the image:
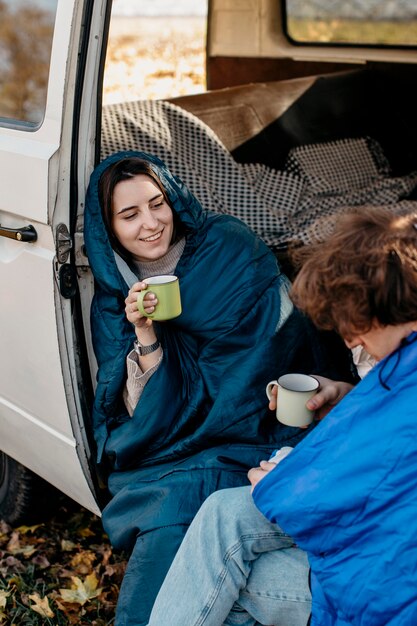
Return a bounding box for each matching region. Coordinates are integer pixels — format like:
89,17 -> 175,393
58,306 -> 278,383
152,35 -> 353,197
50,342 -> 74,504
147,486 -> 311,626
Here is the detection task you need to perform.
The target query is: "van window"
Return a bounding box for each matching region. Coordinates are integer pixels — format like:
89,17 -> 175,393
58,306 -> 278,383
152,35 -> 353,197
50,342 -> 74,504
103,0 -> 208,104
285,0 -> 417,47
0,0 -> 58,127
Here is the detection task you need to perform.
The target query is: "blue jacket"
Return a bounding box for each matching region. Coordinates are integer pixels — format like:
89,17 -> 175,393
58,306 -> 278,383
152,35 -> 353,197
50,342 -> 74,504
254,333 -> 417,626
84,151 -> 353,624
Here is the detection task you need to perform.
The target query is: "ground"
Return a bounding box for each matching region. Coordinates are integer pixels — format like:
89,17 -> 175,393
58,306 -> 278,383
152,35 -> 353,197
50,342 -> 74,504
0,496 -> 126,625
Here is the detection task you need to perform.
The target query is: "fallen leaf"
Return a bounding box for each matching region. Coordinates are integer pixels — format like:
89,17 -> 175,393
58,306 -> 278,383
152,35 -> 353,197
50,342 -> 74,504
6,532 -> 36,558
78,527 -> 96,538
28,592 -> 54,618
58,573 -> 103,606
0,590 -> 9,609
6,532 -> 20,554
10,545 -> 36,558
61,539 -> 77,552
16,524 -> 43,535
6,574 -> 24,589
70,550 -> 96,574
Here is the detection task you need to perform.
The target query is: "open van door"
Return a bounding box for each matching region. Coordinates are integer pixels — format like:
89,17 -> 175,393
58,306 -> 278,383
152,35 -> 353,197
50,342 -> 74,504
0,0 -> 104,519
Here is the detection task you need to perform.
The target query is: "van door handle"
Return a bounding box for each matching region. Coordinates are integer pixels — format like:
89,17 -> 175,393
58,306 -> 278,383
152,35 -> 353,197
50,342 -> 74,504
0,224 -> 37,242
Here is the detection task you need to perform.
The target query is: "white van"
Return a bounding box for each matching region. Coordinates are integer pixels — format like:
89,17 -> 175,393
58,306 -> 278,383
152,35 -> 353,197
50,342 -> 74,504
1,0 -> 417,523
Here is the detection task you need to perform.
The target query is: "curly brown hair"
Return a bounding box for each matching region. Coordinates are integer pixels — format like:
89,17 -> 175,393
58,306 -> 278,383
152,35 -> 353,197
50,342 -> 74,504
290,207 -> 417,339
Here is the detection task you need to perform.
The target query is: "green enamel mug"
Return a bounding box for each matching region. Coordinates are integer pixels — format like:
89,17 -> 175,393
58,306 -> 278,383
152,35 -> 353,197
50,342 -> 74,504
137,275 -> 182,321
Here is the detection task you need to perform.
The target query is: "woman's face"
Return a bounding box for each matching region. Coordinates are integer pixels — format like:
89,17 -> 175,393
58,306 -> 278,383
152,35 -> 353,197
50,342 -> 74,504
344,320 -> 417,362
111,174 -> 174,262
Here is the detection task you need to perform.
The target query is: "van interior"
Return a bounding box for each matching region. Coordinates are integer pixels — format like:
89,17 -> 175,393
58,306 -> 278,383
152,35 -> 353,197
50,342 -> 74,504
95,0 -> 417,285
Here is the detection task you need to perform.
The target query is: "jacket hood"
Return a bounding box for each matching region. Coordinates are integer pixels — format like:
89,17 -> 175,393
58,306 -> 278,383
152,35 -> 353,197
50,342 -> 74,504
84,150 -> 206,294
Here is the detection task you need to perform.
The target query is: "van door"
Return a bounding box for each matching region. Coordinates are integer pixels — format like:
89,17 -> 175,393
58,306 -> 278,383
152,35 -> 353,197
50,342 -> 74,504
0,0 -> 100,514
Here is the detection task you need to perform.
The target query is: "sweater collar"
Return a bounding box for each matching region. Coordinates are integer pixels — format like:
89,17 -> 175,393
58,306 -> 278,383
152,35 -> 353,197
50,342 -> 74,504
132,237 -> 186,280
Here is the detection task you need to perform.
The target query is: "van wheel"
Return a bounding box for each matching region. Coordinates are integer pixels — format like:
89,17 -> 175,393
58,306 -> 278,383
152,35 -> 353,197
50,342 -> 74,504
0,452 -> 58,526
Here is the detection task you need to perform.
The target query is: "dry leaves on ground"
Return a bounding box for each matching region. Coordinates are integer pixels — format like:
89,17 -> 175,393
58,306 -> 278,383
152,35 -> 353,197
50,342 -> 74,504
0,500 -> 127,625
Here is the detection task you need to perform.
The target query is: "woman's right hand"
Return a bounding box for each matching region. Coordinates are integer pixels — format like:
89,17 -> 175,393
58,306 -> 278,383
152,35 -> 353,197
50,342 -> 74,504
268,375 -> 354,422
125,281 -> 158,329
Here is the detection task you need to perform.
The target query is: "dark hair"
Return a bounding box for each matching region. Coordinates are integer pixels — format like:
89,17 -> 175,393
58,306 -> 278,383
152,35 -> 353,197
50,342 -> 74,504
98,157 -> 184,259
290,207 -> 417,339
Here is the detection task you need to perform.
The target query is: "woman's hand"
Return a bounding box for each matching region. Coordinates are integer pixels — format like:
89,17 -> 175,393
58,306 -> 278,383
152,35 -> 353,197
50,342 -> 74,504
268,375 -> 354,422
248,460 -> 277,492
125,281 -> 157,329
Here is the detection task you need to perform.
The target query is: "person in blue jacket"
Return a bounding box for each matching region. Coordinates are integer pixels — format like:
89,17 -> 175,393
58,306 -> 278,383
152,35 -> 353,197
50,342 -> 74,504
145,205 -> 417,626
83,152 -> 353,625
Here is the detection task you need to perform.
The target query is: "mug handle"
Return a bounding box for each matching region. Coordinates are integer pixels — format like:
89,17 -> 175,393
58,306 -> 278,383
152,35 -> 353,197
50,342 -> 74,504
266,380 -> 279,401
137,287 -> 151,317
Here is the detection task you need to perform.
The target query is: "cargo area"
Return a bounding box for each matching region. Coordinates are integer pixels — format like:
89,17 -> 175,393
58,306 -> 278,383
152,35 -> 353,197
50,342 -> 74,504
100,64 -> 417,273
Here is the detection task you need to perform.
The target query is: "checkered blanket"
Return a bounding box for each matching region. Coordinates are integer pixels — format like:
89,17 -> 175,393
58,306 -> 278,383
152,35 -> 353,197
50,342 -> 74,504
101,99 -> 417,249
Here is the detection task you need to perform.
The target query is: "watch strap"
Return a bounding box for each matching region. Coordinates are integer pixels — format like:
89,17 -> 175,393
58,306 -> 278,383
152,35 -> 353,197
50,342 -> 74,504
134,339 -> 160,356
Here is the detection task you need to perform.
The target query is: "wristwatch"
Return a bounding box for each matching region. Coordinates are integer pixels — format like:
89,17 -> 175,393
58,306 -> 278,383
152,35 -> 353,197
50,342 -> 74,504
134,339 -> 161,356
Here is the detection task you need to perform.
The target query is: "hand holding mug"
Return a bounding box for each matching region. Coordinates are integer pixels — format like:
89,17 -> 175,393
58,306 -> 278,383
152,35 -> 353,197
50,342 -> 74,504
267,375 -> 354,424
266,373 -> 319,427
305,376 -> 354,420
125,281 -> 157,328
136,275 -> 182,321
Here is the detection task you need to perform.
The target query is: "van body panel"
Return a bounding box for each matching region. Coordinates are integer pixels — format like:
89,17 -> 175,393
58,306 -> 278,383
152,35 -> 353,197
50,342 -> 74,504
0,0 -> 100,514
0,141 -> 53,223
0,398 -> 99,513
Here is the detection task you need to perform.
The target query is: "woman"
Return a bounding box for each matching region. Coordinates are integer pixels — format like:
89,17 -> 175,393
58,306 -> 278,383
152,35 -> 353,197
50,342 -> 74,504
84,151 -> 352,625
145,206 -> 417,626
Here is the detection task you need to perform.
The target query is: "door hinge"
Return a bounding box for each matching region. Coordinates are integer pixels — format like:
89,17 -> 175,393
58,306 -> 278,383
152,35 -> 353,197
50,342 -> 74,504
56,223 -> 73,264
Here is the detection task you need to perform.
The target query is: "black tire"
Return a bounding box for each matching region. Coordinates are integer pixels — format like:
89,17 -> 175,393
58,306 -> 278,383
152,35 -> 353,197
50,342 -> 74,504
0,452 -> 60,526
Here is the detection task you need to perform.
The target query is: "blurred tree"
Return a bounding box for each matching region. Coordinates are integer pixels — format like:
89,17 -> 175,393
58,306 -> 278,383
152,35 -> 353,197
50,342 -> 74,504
0,2 -> 55,123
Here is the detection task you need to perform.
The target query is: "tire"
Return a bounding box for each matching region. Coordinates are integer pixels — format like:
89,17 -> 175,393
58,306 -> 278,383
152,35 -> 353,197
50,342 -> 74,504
0,452 -> 60,526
